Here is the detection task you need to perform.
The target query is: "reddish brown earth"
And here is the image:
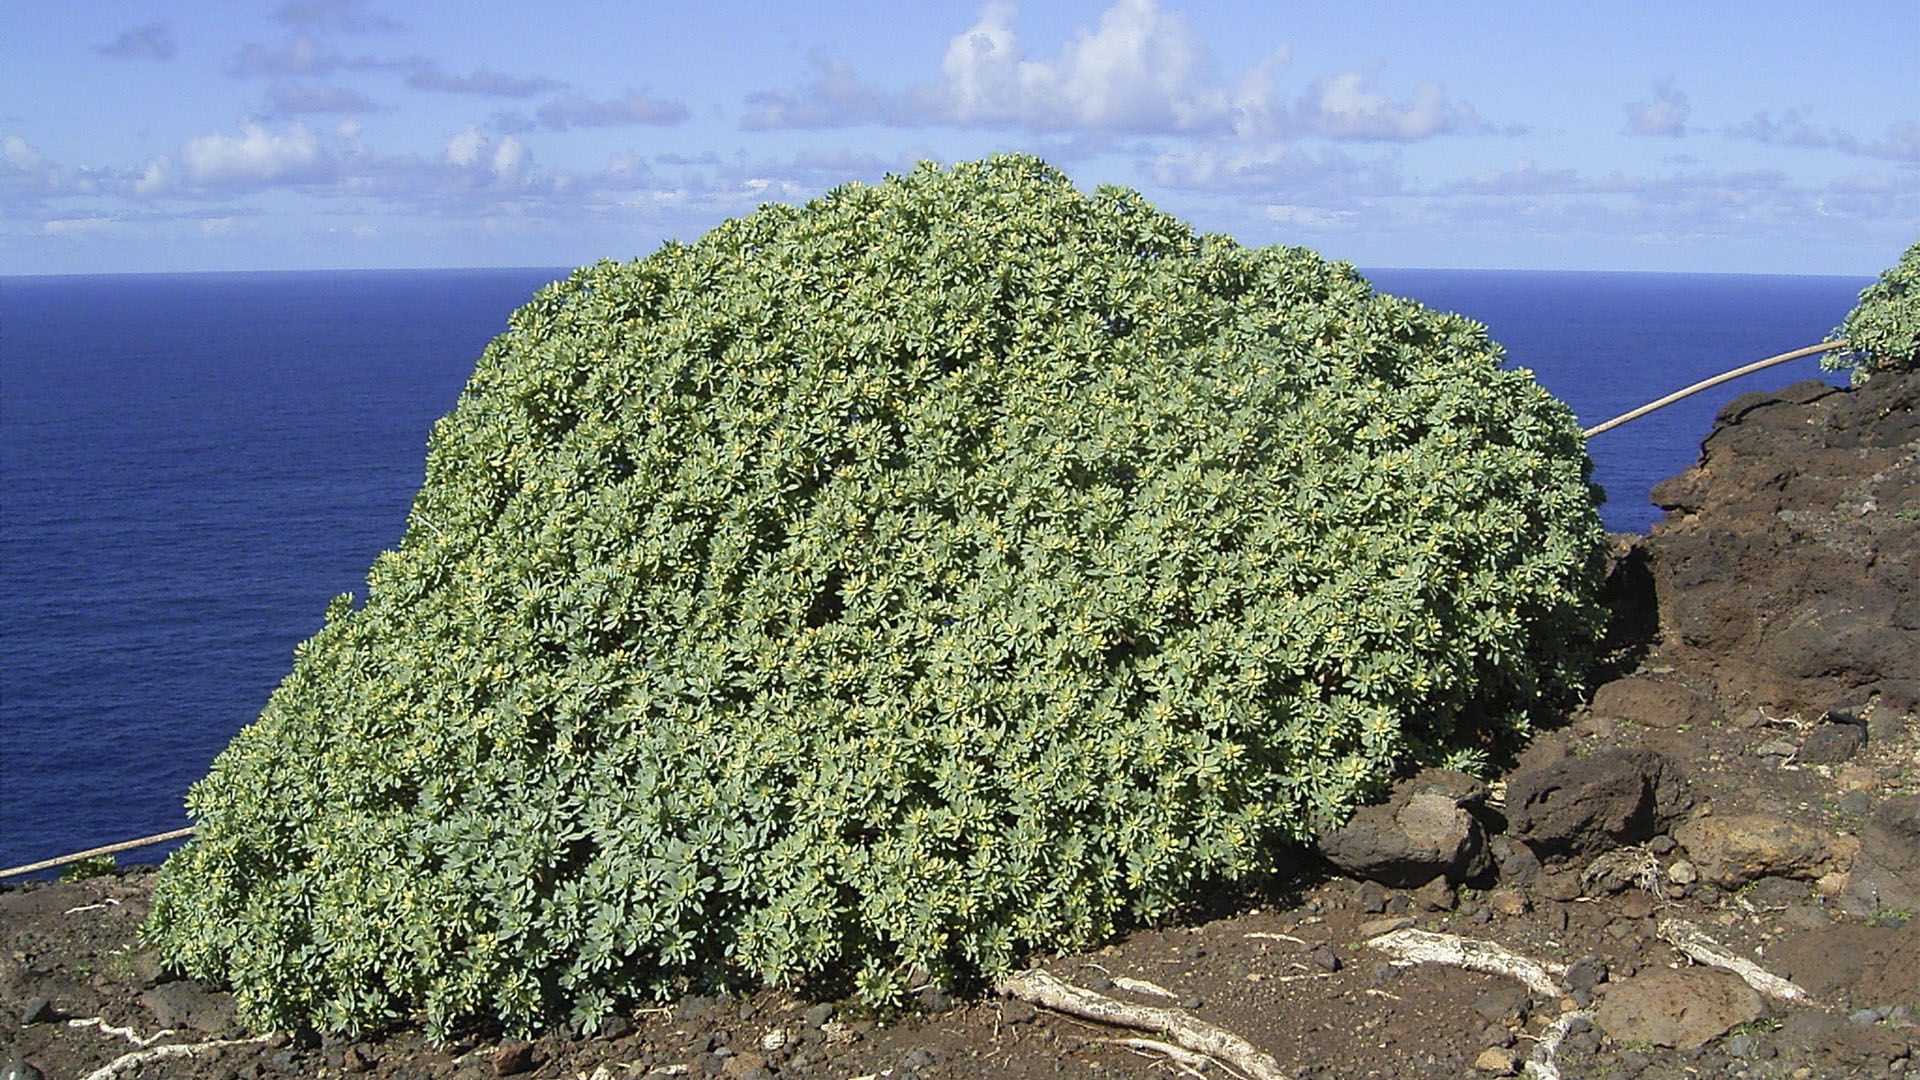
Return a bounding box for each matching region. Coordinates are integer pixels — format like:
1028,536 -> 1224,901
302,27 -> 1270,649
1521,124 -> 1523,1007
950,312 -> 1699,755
5,371 -> 1917,1080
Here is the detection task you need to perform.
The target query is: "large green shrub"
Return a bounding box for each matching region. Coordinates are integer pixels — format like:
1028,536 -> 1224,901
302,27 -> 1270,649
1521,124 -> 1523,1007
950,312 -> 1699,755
145,155 -> 1606,1037
1829,239 -> 1920,376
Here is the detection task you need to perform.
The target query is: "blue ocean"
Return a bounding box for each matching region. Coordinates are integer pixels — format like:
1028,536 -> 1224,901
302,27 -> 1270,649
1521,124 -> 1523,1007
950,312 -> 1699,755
0,267 -> 1870,873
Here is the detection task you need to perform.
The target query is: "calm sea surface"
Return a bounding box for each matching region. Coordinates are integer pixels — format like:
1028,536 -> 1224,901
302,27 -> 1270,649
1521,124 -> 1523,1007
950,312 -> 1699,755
0,267 -> 1870,871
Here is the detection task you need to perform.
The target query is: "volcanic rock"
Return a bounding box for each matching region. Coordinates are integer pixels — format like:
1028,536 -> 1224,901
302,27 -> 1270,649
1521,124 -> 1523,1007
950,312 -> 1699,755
1673,812 -> 1855,887
1587,677 -> 1716,729
1317,769 -> 1494,886
1594,968 -> 1762,1050
1841,795 -> 1920,917
1504,748 -> 1693,860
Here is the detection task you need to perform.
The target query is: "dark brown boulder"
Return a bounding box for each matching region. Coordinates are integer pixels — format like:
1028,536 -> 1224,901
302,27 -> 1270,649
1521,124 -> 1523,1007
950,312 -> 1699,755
1504,748 -> 1693,861
1645,369 -> 1919,715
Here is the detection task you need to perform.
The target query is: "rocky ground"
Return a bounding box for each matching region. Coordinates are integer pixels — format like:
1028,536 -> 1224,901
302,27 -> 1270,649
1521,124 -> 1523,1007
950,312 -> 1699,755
4,371 -> 1917,1080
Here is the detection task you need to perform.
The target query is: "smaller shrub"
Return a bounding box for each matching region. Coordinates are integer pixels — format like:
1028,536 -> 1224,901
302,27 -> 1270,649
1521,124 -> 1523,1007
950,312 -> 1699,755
60,855 -> 117,881
1828,240 -> 1920,377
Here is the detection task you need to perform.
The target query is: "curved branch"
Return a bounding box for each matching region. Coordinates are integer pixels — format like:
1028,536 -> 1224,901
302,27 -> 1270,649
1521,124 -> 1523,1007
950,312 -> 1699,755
1582,340 -> 1846,438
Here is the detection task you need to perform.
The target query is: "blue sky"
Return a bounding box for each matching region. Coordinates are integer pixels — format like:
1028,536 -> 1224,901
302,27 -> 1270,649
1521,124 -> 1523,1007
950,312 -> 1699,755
3,0 -> 1915,275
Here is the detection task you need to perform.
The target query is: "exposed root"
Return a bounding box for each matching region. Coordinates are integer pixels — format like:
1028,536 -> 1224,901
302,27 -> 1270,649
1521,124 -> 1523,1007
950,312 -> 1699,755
1522,1009 -> 1593,1080
1112,976 -> 1179,1000
1657,918 -> 1812,1003
79,1035 -> 271,1080
997,969 -> 1286,1080
1364,928 -> 1567,999
66,1016 -> 177,1046
1242,932 -> 1309,946
1109,1036 -> 1224,1077
64,898 -> 123,915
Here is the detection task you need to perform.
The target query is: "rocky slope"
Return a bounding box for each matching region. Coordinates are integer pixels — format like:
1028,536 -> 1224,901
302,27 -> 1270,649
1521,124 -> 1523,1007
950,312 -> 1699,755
3,370 -> 1916,1080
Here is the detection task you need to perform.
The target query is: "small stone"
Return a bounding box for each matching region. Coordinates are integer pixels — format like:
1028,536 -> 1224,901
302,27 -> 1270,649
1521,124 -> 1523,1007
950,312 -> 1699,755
1487,888 -> 1529,917
1566,956 -> 1609,993
721,1051 -> 767,1079
1800,722 -> 1866,765
1648,834 -> 1677,855
1355,880 -> 1389,914
342,1045 -> 374,1073
1490,835 -> 1542,885
916,985 -> 953,1013
1473,1046 -> 1519,1074
21,997 -> 58,1025
1839,790 -> 1874,817
802,1002 -> 835,1028
1538,873 -> 1582,902
492,1041 -> 536,1077
1359,916 -> 1415,937
1,1058 -> 46,1080
676,995 -> 720,1022
1308,946 -> 1342,973
1667,859 -> 1698,884
1414,876 -> 1456,911
1474,985 -> 1530,1024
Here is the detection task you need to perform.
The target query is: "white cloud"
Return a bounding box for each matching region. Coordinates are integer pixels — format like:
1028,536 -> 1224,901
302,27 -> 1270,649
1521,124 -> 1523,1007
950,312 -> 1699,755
939,0 -> 1237,133
1730,111 -> 1920,163
741,1 -> 1493,144
134,156 -> 177,196
1447,158 -> 1584,195
741,54 -> 920,130
442,127 -> 532,185
406,62 -> 562,98
44,216 -> 125,237
1265,203 -> 1357,230
536,91 -> 690,130
3,134 -> 47,172
94,23 -> 177,61
445,126 -> 485,167
1299,71 -> 1488,140
1148,144 -> 1401,198
491,135 -> 528,181
178,122 -> 329,186
1626,77 -> 1689,137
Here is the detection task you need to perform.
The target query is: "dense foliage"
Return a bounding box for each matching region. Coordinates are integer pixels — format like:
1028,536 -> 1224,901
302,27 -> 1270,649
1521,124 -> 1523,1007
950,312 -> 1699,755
146,155 -> 1607,1037
1830,239 -> 1920,376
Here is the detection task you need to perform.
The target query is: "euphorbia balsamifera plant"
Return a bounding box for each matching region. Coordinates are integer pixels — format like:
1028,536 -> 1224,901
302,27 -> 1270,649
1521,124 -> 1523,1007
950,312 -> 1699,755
146,155 -> 1608,1037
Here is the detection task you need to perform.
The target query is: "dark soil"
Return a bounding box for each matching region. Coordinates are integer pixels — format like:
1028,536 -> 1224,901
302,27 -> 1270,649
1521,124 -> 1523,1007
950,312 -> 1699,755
6,371 -> 1917,1080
